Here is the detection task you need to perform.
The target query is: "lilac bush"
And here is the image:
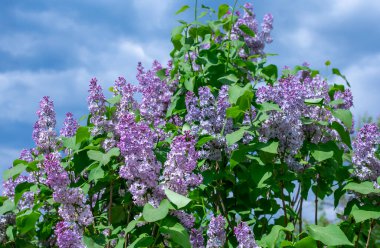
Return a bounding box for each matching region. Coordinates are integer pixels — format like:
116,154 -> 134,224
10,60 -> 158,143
0,2 -> 378,248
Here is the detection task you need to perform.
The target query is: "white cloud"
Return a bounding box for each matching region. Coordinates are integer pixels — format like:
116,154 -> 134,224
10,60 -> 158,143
343,53 -> 380,117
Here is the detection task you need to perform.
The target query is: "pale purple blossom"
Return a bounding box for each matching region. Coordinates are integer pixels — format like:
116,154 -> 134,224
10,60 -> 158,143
234,222 -> 259,248
206,215 -> 226,248
55,221 -> 85,248
60,112 -> 79,137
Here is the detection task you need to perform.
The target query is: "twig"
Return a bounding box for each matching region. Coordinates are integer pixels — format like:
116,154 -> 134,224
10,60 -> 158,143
366,219 -> 376,248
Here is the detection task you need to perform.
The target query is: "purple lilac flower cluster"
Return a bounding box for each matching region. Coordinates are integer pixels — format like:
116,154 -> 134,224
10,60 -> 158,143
2,149 -> 35,210
352,123 -> 380,186
60,112 -> 79,137
190,228 -> 205,248
256,72 -> 353,170
163,132 -> 202,228
229,3 -> 273,58
117,112 -> 161,206
88,78 -> 107,136
55,221 -> 85,248
234,222 -> 259,248
185,86 -> 234,161
163,132 -> 202,195
32,96 -> 57,152
137,60 -> 174,127
206,215 -> 226,248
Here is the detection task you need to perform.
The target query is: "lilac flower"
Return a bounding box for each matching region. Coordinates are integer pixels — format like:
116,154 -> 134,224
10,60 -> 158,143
137,60 -> 174,127
352,123 -> 380,184
206,215 -> 226,248
32,96 -> 57,152
334,89 -> 353,110
55,221 -> 85,248
229,4 -> 274,58
171,210 -> 195,229
190,228 -> 205,248
163,132 -> 202,195
43,153 -> 70,190
3,150 -> 35,209
87,78 -> 107,135
60,112 -> 79,137
117,112 -> 161,206
19,149 -> 33,162
234,222 -> 259,248
185,87 -> 234,161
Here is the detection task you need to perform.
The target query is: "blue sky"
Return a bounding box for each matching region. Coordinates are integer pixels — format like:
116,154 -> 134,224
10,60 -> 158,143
1,0 -> 379,186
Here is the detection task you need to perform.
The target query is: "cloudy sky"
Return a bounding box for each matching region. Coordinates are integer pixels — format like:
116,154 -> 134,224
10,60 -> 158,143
1,0 -> 379,181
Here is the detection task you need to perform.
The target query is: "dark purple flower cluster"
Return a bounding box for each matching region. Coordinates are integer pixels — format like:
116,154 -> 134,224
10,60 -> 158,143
352,123 -> 380,185
234,222 -> 259,248
206,215 -> 226,248
87,78 -> 107,136
60,112 -> 79,137
185,86 -> 234,161
32,96 -> 57,152
230,3 -> 273,58
190,228 -> 205,248
117,112 -> 161,206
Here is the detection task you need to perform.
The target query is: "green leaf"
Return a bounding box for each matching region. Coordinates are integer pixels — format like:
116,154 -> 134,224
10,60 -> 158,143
258,102 -> 281,112
226,127 -> 249,146
218,4 -> 229,19
304,98 -> 324,105
143,199 -> 170,222
294,237 -> 317,248
62,136 -> 77,150
307,224 -> 353,246
226,106 -> 245,119
125,220 -> 138,234
76,126 -> 90,144
0,199 -> 15,215
107,95 -> 121,105
164,188 -> 191,209
257,172 -> 272,189
176,5 -> 190,15
88,165 -> 105,182
259,223 -> 294,248
196,135 -> 215,148
351,209 -> 380,222
160,222 -> 191,248
156,68 -> 167,80
128,234 -> 154,248
14,182 -> 34,205
228,83 -> 252,104
343,181 -> 380,195
16,210 -> 41,234
261,64 -> 278,84
218,74 -> 239,85
83,235 -> 106,248
254,141 -> 279,154
238,24 -> 255,37
3,163 -> 27,181
310,145 -> 334,162
87,148 -> 120,165
332,109 -> 353,130
332,68 -> 350,87
331,121 -> 352,148
184,78 -> 195,92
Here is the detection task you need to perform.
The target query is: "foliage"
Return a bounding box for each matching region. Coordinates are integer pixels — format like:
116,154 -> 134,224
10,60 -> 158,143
1,1 -> 380,248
